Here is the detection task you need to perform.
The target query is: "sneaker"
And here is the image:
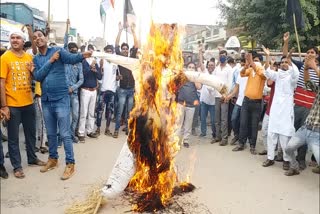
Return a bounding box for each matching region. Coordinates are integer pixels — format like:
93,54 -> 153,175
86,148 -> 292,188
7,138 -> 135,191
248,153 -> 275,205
232,144 -> 244,152
199,133 -> 206,137
95,127 -> 101,136
283,161 -> 290,171
73,137 -> 79,144
113,131 -> 119,138
285,168 -> 300,176
122,127 -> 128,132
183,142 -> 190,148
87,132 -> 99,138
210,139 -> 217,144
61,163 -> 75,180
0,165 -> 9,179
312,166 -> 320,174
28,159 -> 46,167
40,158 -> 58,173
78,136 -> 85,143
262,159 -> 275,167
230,137 -> 238,145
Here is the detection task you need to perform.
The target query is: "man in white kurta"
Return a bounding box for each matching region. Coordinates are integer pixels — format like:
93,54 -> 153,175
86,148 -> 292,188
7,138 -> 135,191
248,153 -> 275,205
262,56 -> 299,169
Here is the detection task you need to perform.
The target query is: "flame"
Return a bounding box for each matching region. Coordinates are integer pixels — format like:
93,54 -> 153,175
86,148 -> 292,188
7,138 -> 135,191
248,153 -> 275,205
127,23 -> 186,212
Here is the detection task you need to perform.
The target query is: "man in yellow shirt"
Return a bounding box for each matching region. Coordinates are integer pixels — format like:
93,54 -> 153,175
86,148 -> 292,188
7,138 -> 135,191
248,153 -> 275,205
232,52 -> 266,154
0,31 -> 45,179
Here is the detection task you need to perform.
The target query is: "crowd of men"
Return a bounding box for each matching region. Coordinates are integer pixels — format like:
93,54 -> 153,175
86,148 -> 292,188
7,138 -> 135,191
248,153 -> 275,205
0,20 -> 319,182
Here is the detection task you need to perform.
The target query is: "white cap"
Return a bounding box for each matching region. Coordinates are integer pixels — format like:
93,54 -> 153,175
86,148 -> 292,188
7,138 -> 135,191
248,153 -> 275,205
9,30 -> 26,41
240,49 -> 245,54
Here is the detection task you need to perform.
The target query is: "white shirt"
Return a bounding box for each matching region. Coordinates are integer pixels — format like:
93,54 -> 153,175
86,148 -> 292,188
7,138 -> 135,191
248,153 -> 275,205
235,70 -> 248,106
101,60 -> 118,92
199,70 -> 216,105
213,64 -> 233,97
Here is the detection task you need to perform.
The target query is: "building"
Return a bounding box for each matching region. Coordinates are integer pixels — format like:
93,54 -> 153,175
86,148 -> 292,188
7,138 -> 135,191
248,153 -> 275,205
0,2 -> 46,31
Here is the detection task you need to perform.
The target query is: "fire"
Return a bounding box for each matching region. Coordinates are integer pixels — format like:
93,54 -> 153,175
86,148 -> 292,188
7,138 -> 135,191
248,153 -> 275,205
126,23 -> 187,212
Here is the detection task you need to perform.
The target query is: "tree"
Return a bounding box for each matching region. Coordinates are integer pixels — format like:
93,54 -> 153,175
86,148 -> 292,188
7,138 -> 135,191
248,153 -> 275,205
219,0 -> 320,51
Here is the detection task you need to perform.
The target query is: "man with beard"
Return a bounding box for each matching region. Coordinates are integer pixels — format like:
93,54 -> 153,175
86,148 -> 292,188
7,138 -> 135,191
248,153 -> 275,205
0,31 -> 45,179
32,29 -> 92,180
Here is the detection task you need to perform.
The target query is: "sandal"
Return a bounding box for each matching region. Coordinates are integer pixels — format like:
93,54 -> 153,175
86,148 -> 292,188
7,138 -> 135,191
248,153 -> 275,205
14,169 -> 25,179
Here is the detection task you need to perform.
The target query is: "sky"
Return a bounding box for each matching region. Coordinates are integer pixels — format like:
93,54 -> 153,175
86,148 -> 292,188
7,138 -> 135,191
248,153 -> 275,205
2,0 -> 222,45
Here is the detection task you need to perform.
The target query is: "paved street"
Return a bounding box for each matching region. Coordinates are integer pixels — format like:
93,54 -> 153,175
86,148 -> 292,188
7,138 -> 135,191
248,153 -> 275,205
0,124 -> 319,214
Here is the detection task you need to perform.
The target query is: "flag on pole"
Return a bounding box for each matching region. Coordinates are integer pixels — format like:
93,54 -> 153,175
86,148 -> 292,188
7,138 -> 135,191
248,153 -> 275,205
100,0 -> 115,22
123,0 -> 136,28
286,0 -> 305,29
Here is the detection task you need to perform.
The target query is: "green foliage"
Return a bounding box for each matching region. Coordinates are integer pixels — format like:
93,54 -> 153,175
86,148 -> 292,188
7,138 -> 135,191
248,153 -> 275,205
219,0 -> 320,51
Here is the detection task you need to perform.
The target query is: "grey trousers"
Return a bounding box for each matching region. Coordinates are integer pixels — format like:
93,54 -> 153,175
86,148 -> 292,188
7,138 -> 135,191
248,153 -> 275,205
214,97 -> 229,142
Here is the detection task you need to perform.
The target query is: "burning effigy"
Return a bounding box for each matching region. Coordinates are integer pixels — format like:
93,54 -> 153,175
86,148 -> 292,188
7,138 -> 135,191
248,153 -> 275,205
66,23 -> 227,214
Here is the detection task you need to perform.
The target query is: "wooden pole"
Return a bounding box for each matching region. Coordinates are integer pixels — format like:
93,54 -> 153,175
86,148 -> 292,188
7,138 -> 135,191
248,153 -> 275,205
292,12 -> 302,61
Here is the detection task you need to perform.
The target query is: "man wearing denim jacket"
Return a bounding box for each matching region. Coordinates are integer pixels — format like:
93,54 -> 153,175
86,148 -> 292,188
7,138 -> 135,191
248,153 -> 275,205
33,29 -> 92,180
63,20 -> 84,144
285,55 -> 320,176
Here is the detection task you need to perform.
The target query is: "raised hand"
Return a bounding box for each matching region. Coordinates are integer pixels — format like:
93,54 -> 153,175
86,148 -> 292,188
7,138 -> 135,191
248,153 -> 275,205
283,32 -> 290,42
262,45 -> 270,56
118,22 -> 124,31
49,50 -> 60,63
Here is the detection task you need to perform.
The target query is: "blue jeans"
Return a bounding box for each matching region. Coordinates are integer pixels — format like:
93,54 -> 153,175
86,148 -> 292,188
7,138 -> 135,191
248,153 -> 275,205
7,105 -> 38,170
115,88 -> 134,131
42,96 -> 75,164
231,104 -> 241,139
200,102 -> 215,137
96,91 -> 115,129
70,93 -> 79,140
286,125 -> 320,170
0,133 -> 4,165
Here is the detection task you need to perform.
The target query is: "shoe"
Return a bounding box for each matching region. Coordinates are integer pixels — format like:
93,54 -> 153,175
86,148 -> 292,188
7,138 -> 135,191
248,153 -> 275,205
210,139 -> 217,144
298,160 -> 307,170
104,128 -> 112,136
87,132 -> 99,138
312,166 -> 320,174
40,158 -> 58,173
28,159 -> 46,166
219,141 -> 228,146
230,137 -> 238,145
285,168 -> 300,176
283,161 -> 290,171
258,150 -> 267,155
78,136 -> 85,143
35,147 -> 40,152
199,133 -> 206,137
0,165 -> 9,179
183,142 -> 190,148
122,127 -> 128,132
39,146 -> 49,154
61,163 -> 75,180
215,138 -> 222,143
262,159 -> 275,167
5,152 -> 9,158
95,127 -> 101,136
250,147 -> 257,155
232,145 -> 244,152
13,168 -> 25,179
73,137 -> 79,144
113,131 -> 119,138
191,129 -> 197,136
